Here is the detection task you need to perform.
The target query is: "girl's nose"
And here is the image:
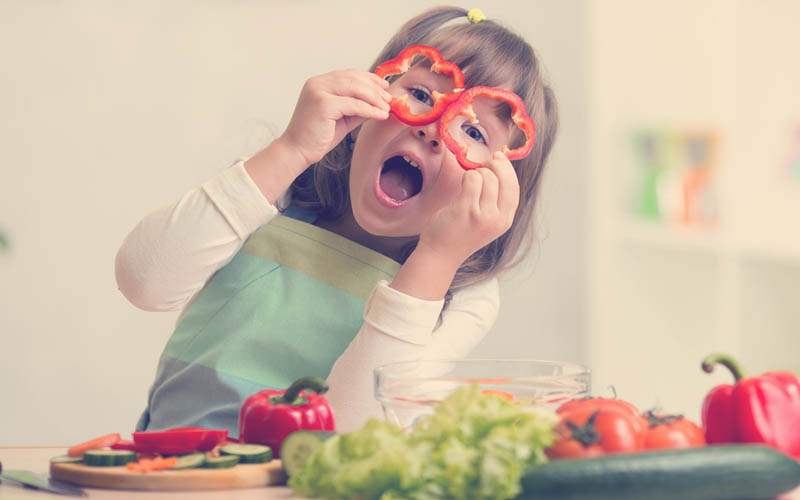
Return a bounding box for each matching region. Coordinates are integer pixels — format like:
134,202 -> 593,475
411,122 -> 442,150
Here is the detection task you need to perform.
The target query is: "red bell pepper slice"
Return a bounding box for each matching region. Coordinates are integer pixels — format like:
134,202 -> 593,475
440,86 -> 536,170
701,353 -> 800,459
238,376 -> 335,458
374,45 -> 465,126
131,427 -> 228,455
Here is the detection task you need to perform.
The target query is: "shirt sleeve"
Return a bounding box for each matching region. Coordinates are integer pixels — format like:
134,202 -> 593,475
325,277 -> 500,432
115,161 -> 278,312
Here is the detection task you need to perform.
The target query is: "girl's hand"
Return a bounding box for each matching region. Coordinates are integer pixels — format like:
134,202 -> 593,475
280,70 -> 392,168
418,152 -> 521,267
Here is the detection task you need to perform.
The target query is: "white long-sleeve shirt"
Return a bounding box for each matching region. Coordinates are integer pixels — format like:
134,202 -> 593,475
115,161 -> 499,432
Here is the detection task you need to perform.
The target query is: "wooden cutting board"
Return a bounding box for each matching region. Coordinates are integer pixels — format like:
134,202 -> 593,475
50,460 -> 286,491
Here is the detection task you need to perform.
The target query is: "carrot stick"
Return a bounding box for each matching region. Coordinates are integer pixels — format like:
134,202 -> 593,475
126,456 -> 178,472
67,433 -> 122,457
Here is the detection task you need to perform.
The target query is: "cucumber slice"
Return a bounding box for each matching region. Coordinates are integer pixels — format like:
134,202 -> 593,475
50,455 -> 84,464
170,452 -> 206,470
280,430 -> 336,477
220,443 -> 273,464
202,455 -> 240,469
83,449 -> 137,466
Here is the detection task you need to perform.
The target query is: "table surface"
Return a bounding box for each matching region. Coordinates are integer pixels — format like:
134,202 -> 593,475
3,446 -> 800,500
0,447 -> 303,499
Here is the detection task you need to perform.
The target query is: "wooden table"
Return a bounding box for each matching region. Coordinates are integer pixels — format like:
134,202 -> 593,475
3,446 -> 799,499
0,447 -> 303,499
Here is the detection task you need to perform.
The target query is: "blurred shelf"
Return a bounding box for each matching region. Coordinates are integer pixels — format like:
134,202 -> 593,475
615,218 -> 724,255
616,217 -> 800,266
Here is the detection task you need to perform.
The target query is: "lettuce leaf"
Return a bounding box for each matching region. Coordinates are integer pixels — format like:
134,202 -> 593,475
289,384 -> 558,499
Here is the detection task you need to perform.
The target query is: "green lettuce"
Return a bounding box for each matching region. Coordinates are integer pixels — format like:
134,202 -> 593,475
289,384 -> 558,500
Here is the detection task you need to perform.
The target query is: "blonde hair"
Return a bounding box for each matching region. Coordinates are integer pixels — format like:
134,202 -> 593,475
291,6 -> 559,302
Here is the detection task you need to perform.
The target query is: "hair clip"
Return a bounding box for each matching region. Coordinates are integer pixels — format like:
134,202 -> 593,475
467,8 -> 486,24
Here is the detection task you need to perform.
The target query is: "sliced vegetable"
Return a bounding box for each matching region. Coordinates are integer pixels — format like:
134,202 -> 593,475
220,443 -> 273,464
67,432 -> 121,458
374,45 -> 465,126
131,427 -> 228,455
170,453 -> 206,470
126,455 -> 178,473
547,406 -> 645,459
202,455 -> 240,469
280,430 -> 336,477
519,444 -> 800,500
239,376 -> 335,458
440,86 -> 536,170
83,449 -> 138,467
642,411 -> 706,450
49,455 -> 84,464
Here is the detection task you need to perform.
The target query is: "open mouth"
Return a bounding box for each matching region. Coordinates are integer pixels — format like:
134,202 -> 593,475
378,155 -> 423,203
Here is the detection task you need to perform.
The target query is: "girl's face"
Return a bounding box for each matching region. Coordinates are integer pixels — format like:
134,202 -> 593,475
349,65 -> 515,238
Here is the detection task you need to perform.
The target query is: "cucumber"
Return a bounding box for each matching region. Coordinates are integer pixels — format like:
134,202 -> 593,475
83,449 -> 137,466
518,444 -> 800,500
280,430 -> 336,477
170,453 -> 206,470
49,455 -> 84,464
220,444 -> 272,464
202,455 -> 240,469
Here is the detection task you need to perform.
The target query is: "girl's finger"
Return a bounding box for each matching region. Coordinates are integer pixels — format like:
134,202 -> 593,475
484,151 -> 520,214
459,169 -> 484,213
476,167 -> 500,209
326,71 -> 392,110
332,96 -> 390,122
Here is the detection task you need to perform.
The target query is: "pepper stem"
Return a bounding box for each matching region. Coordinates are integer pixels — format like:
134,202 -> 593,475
281,376 -> 329,405
701,353 -> 746,382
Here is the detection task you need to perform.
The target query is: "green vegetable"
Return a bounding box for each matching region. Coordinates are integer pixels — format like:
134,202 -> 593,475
49,455 -> 84,464
170,453 -> 206,470
220,443 -> 273,463
202,455 -> 240,469
289,384 -> 558,500
82,449 -> 137,466
280,431 -> 336,477
518,444 -> 800,500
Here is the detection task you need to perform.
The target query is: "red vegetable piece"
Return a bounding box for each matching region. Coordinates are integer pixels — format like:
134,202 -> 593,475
440,86 -> 536,170
374,45 -> 465,126
132,428 -> 228,455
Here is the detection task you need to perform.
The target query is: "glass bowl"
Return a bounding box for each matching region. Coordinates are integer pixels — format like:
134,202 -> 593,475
374,358 -> 591,429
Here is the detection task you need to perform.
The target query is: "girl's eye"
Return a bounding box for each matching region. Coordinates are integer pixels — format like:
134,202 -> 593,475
409,87 -> 432,105
462,124 -> 487,144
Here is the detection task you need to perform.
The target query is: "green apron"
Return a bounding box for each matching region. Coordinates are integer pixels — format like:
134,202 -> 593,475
136,206 -> 401,437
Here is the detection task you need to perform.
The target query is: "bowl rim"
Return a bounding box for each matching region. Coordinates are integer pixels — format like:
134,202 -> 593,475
373,357 -> 591,382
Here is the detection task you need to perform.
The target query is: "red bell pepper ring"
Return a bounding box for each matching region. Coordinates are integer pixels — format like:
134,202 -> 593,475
701,353 -> 800,459
374,45 -> 465,126
130,427 -> 228,455
440,86 -> 536,170
238,376 -> 335,458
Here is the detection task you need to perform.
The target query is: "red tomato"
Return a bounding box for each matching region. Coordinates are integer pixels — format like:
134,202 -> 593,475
547,406 -> 646,459
642,411 -> 706,450
557,397 -> 647,435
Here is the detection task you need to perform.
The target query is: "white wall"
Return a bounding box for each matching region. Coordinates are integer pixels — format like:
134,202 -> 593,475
0,1 -> 588,445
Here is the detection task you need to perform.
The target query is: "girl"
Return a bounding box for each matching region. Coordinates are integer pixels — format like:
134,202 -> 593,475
115,6 -> 558,433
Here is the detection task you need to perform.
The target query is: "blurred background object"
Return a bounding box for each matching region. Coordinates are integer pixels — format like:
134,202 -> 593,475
1,0 -> 797,445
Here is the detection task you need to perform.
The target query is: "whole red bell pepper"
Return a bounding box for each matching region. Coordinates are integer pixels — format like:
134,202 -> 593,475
701,353 -> 800,459
238,376 -> 335,458
374,44 -> 465,126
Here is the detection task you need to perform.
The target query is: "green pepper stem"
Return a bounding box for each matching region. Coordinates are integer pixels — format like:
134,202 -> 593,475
701,353 -> 746,382
281,376 -> 329,404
